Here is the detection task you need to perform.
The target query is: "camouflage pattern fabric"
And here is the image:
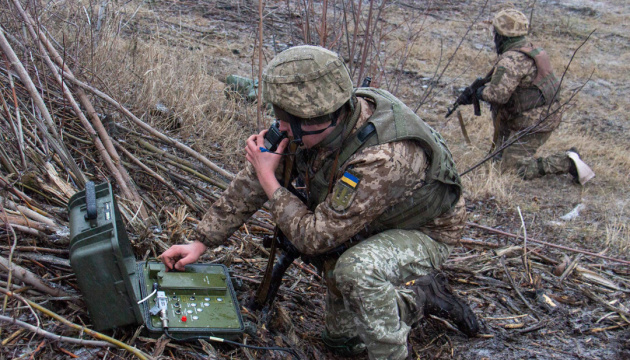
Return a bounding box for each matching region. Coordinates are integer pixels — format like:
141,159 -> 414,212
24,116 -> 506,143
196,97 -> 466,251
193,96 -> 467,359
262,45 -> 353,118
481,41 -> 570,178
498,131 -> 572,178
482,43 -> 562,134
268,97 -> 465,254
331,229 -> 453,360
492,9 -> 529,37
195,163 -> 271,247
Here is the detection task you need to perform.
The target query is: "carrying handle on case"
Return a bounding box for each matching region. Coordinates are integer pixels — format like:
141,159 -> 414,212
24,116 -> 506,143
84,181 -> 98,220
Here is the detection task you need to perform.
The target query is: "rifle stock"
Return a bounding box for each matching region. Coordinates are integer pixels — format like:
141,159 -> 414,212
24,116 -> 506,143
251,231 -> 300,311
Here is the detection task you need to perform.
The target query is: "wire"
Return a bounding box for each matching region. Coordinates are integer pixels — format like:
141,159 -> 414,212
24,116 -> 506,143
163,329 -> 302,360
136,289 -> 156,304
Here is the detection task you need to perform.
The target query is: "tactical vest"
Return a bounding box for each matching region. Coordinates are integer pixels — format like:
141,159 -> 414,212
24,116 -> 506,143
506,46 -> 560,114
297,88 -> 462,232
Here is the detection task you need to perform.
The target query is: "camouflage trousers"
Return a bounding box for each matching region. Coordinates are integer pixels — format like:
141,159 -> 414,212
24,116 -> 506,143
325,229 -> 452,360
498,131 -> 572,179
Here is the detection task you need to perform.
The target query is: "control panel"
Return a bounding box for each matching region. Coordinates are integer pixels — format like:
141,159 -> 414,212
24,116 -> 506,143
138,262 -> 243,335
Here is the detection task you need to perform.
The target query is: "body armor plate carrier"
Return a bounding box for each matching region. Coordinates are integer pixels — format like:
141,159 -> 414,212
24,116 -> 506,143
299,88 -> 462,233
506,46 -> 561,114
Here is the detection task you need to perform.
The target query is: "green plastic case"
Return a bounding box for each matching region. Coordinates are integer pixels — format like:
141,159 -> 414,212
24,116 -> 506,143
68,182 -> 244,338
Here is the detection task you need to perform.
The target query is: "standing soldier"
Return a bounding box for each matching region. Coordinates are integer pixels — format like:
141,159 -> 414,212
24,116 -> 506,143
161,45 -> 479,359
461,9 -> 594,184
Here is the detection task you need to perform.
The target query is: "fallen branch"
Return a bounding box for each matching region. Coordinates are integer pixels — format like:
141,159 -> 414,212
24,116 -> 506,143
500,256 -> 537,314
0,255 -> 72,298
0,195 -> 57,228
0,315 -> 110,347
580,286 -> 630,319
0,215 -> 52,233
467,222 -> 630,266
0,288 -> 153,360
0,246 -> 68,255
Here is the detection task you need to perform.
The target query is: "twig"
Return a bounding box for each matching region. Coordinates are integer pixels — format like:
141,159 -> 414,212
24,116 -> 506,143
0,195 -> 56,228
0,246 -> 68,255
0,315 -> 111,347
11,0 -> 147,219
558,254 -> 582,285
136,146 -> 228,190
0,204 -> 17,318
0,27 -> 85,185
0,288 -> 153,360
580,286 -> 630,318
1,223 -> 44,237
467,222 -> 630,266
16,253 -> 70,268
2,53 -> 25,169
114,142 -> 200,212
56,69 -> 234,181
516,206 -> 532,284
500,256 -> 537,314
0,255 -> 72,298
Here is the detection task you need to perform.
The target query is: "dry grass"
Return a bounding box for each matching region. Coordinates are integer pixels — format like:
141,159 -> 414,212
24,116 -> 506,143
53,1 -> 262,170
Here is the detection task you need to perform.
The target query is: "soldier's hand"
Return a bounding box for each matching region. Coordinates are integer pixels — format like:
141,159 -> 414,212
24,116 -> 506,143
160,241 -> 207,271
457,87 -> 474,105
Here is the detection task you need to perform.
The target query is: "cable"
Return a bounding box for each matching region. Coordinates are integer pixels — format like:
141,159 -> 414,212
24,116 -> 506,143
136,289 -> 157,304
163,329 -> 302,360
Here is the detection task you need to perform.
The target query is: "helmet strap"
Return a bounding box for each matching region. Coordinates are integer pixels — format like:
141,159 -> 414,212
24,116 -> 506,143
288,108 -> 341,146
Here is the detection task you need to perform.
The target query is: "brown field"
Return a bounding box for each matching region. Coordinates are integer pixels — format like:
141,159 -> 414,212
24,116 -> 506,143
0,0 -> 628,359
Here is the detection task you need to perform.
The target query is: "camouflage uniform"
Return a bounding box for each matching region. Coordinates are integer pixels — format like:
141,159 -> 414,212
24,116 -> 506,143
480,38 -> 574,179
195,93 -> 466,359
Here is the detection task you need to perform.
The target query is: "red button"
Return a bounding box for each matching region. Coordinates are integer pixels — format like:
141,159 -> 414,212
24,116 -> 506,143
181,316 -> 187,322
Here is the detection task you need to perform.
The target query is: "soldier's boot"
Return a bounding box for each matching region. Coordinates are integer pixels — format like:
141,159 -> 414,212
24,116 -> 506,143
566,148 -> 595,185
321,330 -> 366,357
410,273 -> 479,337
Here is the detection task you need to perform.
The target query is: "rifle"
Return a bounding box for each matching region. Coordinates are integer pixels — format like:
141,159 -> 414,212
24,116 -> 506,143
445,70 -> 494,119
250,229 -> 302,313
250,143 -> 306,315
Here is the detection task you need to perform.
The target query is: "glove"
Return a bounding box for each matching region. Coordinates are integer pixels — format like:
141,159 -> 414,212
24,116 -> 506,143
475,85 -> 486,101
457,87 -> 475,105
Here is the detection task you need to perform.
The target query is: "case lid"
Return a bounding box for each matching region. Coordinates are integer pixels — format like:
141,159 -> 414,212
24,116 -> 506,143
68,182 -> 143,330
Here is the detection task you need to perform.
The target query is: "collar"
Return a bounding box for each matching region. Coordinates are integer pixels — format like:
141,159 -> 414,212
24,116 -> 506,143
314,98 -> 362,150
499,36 -> 527,54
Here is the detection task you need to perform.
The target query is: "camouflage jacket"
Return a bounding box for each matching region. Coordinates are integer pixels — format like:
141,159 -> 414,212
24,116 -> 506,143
481,41 -> 562,133
196,97 -> 466,255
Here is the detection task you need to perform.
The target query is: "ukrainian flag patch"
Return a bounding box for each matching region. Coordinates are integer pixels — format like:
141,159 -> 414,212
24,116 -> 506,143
341,171 -> 360,188
331,171 -> 361,212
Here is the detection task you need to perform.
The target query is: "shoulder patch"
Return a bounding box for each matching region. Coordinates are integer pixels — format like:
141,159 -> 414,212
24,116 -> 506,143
340,171 -> 360,188
491,66 -> 506,85
331,171 -> 361,211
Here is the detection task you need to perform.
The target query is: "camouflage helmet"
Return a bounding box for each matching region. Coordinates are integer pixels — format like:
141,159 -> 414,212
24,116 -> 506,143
492,9 -> 529,37
262,45 -> 353,119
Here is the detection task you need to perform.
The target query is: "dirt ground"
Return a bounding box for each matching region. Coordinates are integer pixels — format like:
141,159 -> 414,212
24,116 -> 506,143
0,0 -> 628,359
